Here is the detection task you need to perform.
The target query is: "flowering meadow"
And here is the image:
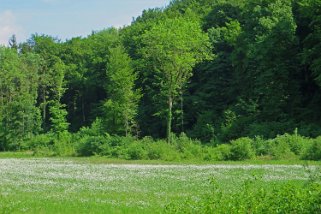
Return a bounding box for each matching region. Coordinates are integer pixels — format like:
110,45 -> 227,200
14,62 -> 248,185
0,158 -> 320,213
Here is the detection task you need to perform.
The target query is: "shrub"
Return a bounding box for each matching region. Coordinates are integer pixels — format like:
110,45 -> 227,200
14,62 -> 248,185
26,132 -> 76,157
140,137 -> 163,160
208,144 -> 231,161
127,142 -> 147,160
267,138 -> 296,160
265,132 -> 311,160
74,120 -> 111,156
230,137 -> 255,160
147,139 -> 180,161
108,136 -> 135,159
77,118 -> 106,136
76,135 -> 108,156
304,137 -> 321,160
26,133 -> 55,156
53,132 -> 75,156
252,136 -> 269,156
27,133 -> 54,150
174,133 -> 203,160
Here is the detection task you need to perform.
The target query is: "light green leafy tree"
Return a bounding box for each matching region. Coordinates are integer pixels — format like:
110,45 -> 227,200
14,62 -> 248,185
104,45 -> 141,136
48,60 -> 69,134
0,47 -> 41,150
141,17 -> 212,143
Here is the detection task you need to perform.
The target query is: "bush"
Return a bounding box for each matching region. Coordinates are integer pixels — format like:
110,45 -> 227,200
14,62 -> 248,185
108,136 -> 135,159
22,127 -> 321,162
304,137 -> 321,160
144,138 -> 181,161
76,135 -> 108,156
265,133 -> 311,160
252,136 -> 269,156
140,137 -> 163,160
26,133 -> 54,151
267,138 -> 296,160
77,118 -> 106,136
127,142 -> 148,160
155,140 -> 181,161
26,132 -> 76,156
205,144 -> 231,161
230,137 -> 255,160
75,119 -> 109,156
53,132 -> 75,156
174,133 -> 203,160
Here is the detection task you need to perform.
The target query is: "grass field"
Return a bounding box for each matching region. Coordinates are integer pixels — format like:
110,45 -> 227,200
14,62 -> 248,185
0,157 -> 320,213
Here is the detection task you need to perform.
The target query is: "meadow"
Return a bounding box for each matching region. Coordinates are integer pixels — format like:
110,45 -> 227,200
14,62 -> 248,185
0,158 -> 320,213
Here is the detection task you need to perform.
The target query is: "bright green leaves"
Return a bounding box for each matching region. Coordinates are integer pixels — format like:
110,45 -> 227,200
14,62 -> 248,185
140,17 -> 212,142
49,101 -> 69,134
104,45 -> 141,136
0,47 -> 41,150
30,35 -> 68,131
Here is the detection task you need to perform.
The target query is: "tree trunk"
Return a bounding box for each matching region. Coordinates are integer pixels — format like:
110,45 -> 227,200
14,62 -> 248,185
167,96 -> 173,144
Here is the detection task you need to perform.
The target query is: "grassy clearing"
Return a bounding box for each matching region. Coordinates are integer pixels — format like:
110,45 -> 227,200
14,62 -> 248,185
1,152 -> 321,165
0,158 -> 320,213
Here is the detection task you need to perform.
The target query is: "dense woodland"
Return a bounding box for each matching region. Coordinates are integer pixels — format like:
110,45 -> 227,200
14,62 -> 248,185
1,0 -> 321,160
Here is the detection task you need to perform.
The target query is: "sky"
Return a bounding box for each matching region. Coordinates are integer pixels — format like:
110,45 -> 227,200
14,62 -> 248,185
0,0 -> 171,45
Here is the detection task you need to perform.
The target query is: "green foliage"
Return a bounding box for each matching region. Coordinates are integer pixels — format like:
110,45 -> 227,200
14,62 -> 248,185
49,101 -> 69,134
26,133 -> 55,156
247,121 -> 297,139
104,45 -> 140,136
165,177 -> 321,214
76,135 -> 108,157
2,0 -> 321,160
203,144 -> 232,161
75,119 -> 109,156
267,134 -> 304,160
230,137 -> 255,160
304,136 -> 321,160
140,16 -> 212,142
53,132 -> 75,156
127,142 -> 148,160
251,136 -> 269,156
189,111 -> 216,143
26,132 -> 75,156
0,47 -> 41,150
146,139 -> 176,160
23,129 -> 321,162
173,133 -> 203,160
298,0 -> 321,86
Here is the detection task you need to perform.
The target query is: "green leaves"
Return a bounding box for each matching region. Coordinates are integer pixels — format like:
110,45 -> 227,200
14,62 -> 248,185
104,45 -> 141,136
140,17 -> 212,141
0,47 -> 41,150
49,101 -> 69,134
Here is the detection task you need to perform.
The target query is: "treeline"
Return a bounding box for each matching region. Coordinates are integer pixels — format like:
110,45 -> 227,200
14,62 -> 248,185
1,0 -> 321,155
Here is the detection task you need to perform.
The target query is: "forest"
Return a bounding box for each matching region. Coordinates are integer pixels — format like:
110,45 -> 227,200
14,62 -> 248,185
1,0 -> 321,161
